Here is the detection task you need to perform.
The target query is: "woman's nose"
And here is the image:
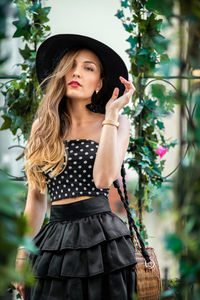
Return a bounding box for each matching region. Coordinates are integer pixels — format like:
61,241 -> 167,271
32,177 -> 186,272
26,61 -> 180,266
72,66 -> 81,78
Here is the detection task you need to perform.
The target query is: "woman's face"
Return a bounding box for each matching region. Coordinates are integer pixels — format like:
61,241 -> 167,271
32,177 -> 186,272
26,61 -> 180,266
64,49 -> 103,100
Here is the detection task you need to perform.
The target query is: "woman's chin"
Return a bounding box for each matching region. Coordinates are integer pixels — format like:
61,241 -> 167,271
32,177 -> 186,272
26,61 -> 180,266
65,92 -> 92,101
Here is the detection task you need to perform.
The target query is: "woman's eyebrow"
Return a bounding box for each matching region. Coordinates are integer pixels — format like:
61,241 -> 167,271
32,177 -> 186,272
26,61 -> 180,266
83,60 -> 97,66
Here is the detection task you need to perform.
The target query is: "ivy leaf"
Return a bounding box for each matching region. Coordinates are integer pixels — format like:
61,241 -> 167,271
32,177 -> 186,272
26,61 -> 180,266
121,0 -> 129,8
145,0 -> 174,19
137,48 -> 149,56
141,146 -> 152,156
141,153 -> 151,164
126,48 -> 136,58
45,25 -> 51,32
151,84 -> 166,99
160,53 -> 170,63
29,3 -> 51,24
19,44 -> 32,60
126,36 -> 138,49
115,9 -> 124,19
138,161 -> 150,168
123,23 -> 136,32
156,120 -> 165,129
144,98 -> 157,110
153,34 -> 169,54
0,115 -> 12,130
123,106 -> 132,115
169,139 -> 178,147
156,19 -> 163,31
13,16 -> 31,39
136,52 -> 151,67
36,7 -> 51,24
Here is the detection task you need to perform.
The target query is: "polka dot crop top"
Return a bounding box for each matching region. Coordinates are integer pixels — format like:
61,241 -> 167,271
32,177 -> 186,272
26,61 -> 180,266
44,139 -> 110,202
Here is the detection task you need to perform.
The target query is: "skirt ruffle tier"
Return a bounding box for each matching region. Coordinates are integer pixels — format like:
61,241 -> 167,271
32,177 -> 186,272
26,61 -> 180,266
25,195 -> 137,300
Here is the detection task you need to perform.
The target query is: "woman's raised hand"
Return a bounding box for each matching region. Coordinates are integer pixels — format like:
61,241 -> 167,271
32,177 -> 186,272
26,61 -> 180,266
105,76 -> 135,114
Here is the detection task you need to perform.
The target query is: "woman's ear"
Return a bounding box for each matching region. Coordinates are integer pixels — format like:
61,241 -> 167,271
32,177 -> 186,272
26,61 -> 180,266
97,78 -> 103,92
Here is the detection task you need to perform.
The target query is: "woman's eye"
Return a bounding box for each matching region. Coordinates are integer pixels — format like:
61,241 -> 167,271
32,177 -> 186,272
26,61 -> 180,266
85,66 -> 94,71
71,62 -> 76,69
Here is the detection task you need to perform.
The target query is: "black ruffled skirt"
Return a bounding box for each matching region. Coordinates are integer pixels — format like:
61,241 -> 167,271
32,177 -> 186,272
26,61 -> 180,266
25,195 -> 137,300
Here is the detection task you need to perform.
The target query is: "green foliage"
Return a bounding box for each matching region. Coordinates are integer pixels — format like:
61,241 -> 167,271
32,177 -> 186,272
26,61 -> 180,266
0,0 -> 12,69
145,0 -> 174,20
0,0 -> 51,294
116,0 -> 177,241
0,170 -> 38,294
119,0 -> 200,296
0,0 -> 51,141
161,0 -> 200,297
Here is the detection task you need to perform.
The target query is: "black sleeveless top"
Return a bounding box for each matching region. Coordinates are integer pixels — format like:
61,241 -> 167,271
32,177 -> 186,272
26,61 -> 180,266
44,139 -> 110,202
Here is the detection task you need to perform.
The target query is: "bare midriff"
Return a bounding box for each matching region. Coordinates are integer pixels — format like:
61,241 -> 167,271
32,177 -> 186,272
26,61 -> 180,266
51,195 -> 94,205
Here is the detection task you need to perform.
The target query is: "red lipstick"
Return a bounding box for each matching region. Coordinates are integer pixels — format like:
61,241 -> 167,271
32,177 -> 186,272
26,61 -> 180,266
68,81 -> 81,87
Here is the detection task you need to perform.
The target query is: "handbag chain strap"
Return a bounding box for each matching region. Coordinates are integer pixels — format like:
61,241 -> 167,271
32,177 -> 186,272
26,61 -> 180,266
113,162 -> 151,263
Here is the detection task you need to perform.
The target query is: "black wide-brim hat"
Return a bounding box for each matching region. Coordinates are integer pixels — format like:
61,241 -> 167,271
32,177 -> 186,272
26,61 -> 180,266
35,34 -> 128,105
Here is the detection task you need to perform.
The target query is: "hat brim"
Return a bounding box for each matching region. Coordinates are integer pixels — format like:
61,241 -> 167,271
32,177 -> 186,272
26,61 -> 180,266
36,34 -> 128,102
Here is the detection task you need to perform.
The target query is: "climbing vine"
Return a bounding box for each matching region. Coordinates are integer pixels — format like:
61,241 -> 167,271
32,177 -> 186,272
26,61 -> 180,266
115,0 -> 177,240
0,0 -> 51,142
116,0 -> 200,298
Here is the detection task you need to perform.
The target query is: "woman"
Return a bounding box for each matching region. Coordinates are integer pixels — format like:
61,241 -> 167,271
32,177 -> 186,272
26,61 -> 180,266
13,34 -> 137,300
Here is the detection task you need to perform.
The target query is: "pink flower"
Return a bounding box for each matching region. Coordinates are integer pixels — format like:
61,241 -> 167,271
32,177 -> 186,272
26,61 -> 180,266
155,145 -> 167,158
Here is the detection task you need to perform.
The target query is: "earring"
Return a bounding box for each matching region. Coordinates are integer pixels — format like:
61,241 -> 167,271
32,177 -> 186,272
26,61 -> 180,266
88,90 -> 100,113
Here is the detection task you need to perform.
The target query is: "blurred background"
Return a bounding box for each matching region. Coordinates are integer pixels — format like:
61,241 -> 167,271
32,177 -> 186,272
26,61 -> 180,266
1,0 -> 199,299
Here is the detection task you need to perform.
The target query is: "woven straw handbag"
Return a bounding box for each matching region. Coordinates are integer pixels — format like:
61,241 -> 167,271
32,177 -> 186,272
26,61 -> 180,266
115,164 -> 162,300
132,236 -> 162,300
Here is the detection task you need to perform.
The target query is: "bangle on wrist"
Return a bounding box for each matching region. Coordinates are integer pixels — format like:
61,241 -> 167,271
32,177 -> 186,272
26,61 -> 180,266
102,119 -> 119,128
16,257 -> 27,260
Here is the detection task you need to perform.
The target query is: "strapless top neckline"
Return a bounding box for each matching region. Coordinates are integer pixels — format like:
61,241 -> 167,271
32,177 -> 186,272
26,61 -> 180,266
63,139 -> 99,144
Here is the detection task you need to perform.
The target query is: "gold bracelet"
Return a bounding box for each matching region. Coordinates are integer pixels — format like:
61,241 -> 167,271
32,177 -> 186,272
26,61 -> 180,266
16,257 -> 27,260
18,246 -> 26,250
102,119 -> 119,128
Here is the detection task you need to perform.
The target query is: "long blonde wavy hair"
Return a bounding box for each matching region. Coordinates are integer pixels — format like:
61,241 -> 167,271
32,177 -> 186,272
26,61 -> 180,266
24,48 -> 103,194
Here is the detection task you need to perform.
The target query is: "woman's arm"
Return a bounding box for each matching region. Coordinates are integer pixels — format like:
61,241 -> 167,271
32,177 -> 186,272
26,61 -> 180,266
12,187 -> 47,299
93,76 -> 134,189
24,186 -> 48,239
17,187 -> 47,259
17,118 -> 47,256
93,113 -> 130,189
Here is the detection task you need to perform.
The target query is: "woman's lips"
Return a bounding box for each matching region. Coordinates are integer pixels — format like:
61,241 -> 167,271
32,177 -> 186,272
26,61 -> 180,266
69,83 -> 81,87
68,81 -> 81,87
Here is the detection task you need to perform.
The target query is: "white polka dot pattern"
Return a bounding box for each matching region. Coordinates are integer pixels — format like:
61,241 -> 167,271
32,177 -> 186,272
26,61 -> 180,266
44,139 -> 110,202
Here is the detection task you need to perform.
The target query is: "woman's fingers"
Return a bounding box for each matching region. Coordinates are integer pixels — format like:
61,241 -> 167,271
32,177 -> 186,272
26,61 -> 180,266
110,87 -> 119,101
106,78 -> 135,113
119,76 -> 135,93
11,282 -> 26,299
